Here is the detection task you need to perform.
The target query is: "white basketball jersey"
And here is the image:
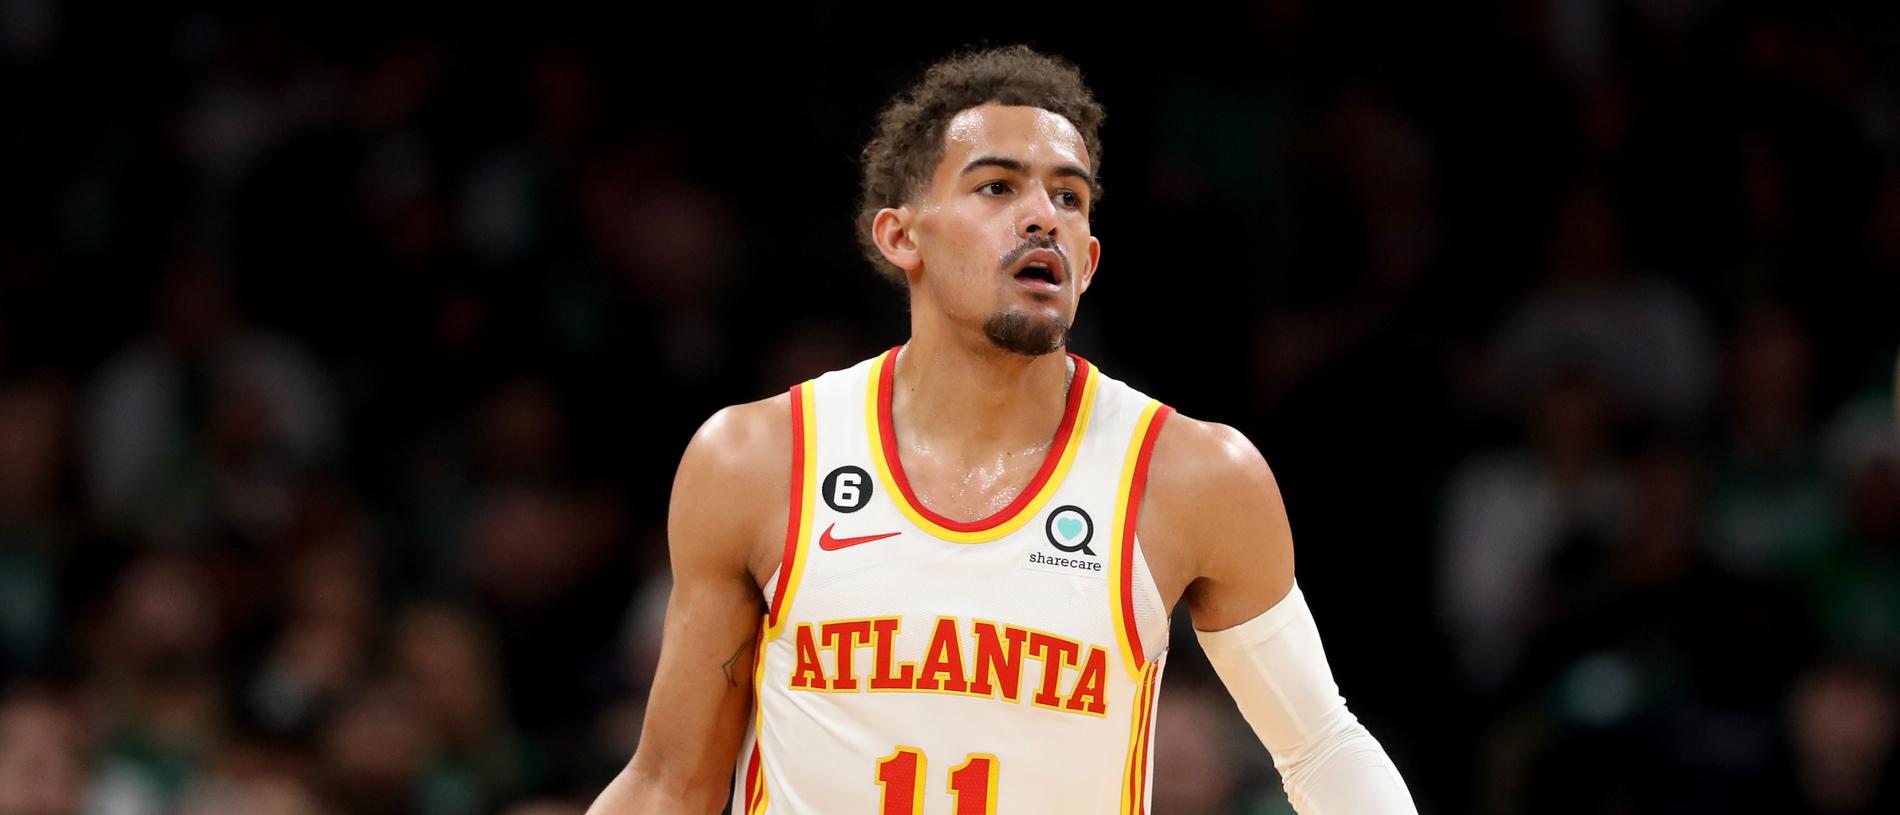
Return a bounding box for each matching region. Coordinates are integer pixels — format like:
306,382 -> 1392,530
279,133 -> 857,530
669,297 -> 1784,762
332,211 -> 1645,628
730,346 -> 1176,815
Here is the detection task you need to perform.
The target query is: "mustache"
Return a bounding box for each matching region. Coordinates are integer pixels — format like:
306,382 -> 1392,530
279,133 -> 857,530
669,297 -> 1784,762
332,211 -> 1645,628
998,236 -> 1070,278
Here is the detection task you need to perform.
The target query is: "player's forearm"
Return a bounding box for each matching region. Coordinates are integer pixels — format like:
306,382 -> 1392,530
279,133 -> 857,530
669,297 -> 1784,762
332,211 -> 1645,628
1277,717 -> 1416,815
1197,582 -> 1418,814
585,760 -> 728,815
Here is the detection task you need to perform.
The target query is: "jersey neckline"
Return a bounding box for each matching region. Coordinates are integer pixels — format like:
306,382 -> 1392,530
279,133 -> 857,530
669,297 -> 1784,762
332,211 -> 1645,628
864,344 -> 1097,543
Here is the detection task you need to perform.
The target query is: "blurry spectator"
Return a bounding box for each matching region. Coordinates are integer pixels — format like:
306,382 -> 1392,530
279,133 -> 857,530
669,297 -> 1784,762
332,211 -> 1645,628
85,554 -> 222,683
575,146 -> 736,386
85,668 -> 225,815
78,255 -> 339,547
1150,680 -> 1275,815
1798,394 -> 1900,662
0,376 -> 74,672
469,485 -> 627,732
1250,85 -> 1438,412
1487,181 -> 1716,427
614,530 -> 670,700
1777,662 -> 1900,814
0,688 -> 87,815
1486,437 -> 1810,810
407,376 -> 572,588
174,739 -> 321,815
392,603 -> 539,815
319,681 -> 432,815
79,555 -> 227,813
1707,303 -> 1840,576
1440,366 -> 1629,690
248,538 -> 378,737
469,487 -> 600,614
582,697 -> 643,797
476,379 -> 569,484
457,46 -> 598,271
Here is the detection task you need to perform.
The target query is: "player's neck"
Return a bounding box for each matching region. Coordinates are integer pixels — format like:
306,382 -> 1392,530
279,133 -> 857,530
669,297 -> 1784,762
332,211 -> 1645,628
889,334 -> 1074,462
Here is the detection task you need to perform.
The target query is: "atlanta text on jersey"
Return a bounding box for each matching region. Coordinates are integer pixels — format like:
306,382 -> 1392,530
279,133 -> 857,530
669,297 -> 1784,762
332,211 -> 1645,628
785,616 -> 1111,717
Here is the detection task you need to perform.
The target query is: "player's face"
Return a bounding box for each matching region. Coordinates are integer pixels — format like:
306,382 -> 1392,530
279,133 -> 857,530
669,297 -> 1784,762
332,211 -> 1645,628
903,103 -> 1101,356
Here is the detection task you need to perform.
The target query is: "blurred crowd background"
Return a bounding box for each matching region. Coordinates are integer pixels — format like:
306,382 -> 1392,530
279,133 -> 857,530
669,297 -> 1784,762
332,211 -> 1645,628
3,1 -> 1900,814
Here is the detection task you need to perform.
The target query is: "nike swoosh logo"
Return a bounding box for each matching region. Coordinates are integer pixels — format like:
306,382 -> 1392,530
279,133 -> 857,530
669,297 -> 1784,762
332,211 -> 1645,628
818,523 -> 901,551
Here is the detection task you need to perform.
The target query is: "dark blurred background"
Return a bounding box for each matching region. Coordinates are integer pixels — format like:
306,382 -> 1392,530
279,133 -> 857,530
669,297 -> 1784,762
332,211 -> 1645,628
3,1 -> 1900,813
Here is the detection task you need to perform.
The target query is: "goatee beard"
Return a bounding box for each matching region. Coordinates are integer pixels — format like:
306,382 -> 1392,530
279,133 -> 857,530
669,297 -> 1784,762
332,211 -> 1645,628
983,310 -> 1070,356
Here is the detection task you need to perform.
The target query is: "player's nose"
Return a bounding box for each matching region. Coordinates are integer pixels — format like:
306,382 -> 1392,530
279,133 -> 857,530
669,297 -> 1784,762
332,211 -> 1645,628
1017,188 -> 1060,238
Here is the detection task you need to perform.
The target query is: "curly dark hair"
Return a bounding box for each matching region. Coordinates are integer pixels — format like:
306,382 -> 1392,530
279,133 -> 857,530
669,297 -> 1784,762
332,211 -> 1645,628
856,44 -> 1105,286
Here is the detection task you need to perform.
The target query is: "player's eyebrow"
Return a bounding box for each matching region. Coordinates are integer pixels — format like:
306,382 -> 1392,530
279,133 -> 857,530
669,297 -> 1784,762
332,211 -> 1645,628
960,155 -> 1093,185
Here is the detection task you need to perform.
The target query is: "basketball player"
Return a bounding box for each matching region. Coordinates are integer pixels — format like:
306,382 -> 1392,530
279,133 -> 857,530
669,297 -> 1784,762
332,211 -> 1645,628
588,46 -> 1417,814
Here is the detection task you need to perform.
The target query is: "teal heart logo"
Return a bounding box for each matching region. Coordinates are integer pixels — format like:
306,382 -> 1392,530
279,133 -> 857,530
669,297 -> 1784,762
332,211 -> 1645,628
1057,516 -> 1084,541
1045,506 -> 1095,555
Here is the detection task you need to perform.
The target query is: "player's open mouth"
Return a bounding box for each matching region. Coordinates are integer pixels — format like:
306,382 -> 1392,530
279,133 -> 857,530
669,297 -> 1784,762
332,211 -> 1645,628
1011,249 -> 1065,292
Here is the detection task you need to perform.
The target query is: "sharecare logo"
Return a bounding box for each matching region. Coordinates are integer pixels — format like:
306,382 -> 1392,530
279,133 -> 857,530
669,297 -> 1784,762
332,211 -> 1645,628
1027,551 -> 1103,572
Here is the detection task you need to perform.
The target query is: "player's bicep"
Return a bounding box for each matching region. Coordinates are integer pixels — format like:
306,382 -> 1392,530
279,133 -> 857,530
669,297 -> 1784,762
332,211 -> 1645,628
1145,418 -> 1296,632
627,562 -> 762,796
624,402 -> 784,801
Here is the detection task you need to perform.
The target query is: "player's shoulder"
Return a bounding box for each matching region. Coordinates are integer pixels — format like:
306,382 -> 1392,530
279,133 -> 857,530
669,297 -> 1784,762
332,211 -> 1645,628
1146,409 -> 1277,506
1137,408 -> 1294,605
679,391 -> 794,488
670,392 -> 796,579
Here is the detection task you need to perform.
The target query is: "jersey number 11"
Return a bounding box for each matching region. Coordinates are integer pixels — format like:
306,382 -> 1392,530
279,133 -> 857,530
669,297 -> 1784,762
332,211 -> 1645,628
875,747 -> 998,815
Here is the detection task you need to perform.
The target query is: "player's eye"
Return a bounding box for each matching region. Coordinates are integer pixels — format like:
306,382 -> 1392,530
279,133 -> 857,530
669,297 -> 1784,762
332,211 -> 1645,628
979,180 -> 1011,196
1057,190 -> 1081,208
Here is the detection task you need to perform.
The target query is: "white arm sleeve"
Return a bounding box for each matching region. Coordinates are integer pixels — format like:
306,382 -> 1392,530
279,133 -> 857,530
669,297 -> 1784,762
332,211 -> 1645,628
1195,582 -> 1418,815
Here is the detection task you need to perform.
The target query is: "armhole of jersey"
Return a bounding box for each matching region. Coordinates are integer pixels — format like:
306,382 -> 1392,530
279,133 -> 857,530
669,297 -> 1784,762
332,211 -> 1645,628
764,381 -> 817,641
1128,537 -> 1170,661
1109,401 -> 1174,679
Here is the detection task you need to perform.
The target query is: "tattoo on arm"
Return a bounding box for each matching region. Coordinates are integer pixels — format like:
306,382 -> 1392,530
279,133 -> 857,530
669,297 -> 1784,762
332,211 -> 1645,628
721,631 -> 757,688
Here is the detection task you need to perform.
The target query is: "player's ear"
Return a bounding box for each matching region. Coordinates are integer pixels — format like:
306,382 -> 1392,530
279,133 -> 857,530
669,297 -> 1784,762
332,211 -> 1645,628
872,206 -> 923,275
1077,235 -> 1101,295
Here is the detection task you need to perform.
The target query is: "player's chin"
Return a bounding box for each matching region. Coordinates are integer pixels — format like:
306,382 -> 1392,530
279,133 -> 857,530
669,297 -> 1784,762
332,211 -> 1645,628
982,309 -> 1071,356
